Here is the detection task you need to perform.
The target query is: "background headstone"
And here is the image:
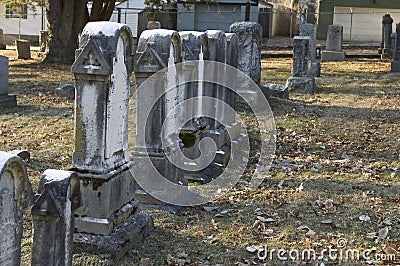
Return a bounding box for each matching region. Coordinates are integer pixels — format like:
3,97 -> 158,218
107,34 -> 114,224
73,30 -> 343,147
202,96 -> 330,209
378,14 -> 394,59
391,23 -> 400,72
0,56 -> 17,107
0,29 -> 5,50
321,25 -> 345,62
0,151 -> 34,266
16,40 -> 31,60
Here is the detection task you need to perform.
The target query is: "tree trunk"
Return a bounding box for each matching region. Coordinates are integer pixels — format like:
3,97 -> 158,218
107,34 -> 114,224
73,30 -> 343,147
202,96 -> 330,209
43,0 -> 115,64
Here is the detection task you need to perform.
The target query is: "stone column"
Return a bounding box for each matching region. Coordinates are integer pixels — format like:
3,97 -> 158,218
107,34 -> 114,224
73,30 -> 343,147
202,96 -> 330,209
299,23 -> 320,77
31,170 -> 80,266
0,151 -> 34,266
71,21 -> 153,257
391,24 -> 400,72
286,36 -> 315,93
378,14 -> 393,59
321,24 -> 345,62
230,22 -> 262,106
0,55 -> 17,107
133,29 -> 186,206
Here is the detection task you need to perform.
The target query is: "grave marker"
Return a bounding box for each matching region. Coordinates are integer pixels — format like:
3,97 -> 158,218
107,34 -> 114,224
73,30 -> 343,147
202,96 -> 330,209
0,56 -> 17,107
321,25 -> 345,62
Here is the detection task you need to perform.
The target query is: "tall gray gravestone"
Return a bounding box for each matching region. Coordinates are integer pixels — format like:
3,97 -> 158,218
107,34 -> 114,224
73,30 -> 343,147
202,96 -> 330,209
286,36 -> 315,93
391,23 -> 400,72
31,170 -> 80,266
321,25 -> 345,62
133,29 -> 187,206
299,23 -> 320,77
378,14 -> 394,59
71,21 -> 153,258
0,29 -> 5,50
230,22 -> 263,105
0,151 -> 34,266
0,56 -> 17,107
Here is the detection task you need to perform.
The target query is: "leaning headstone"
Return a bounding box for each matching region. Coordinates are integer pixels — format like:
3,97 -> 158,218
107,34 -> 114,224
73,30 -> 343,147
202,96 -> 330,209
71,21 -> 153,258
378,14 -> 393,59
55,83 -> 75,100
39,30 -> 49,53
0,151 -> 34,266
31,170 -> 81,266
0,29 -> 5,50
286,36 -> 315,93
391,24 -> 400,72
0,56 -> 17,107
321,25 -> 345,62
16,40 -> 31,60
299,23 -> 320,77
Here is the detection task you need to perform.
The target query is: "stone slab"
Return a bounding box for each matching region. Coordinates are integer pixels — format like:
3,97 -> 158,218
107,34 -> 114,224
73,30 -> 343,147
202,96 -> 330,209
391,61 -> 400,72
286,77 -> 315,94
321,51 -> 345,62
74,212 -> 154,261
0,94 -> 17,107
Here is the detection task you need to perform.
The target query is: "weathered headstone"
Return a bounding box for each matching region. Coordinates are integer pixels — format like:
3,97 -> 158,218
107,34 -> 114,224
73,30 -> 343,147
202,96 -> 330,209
0,151 -> 34,266
321,25 -> 345,62
230,22 -> 263,105
39,30 -> 49,53
31,170 -> 81,266
16,40 -> 31,60
299,23 -> 320,77
286,36 -> 315,93
0,56 -> 17,107
378,14 -> 393,59
230,22 -> 262,84
0,29 -> 5,50
71,21 -> 153,258
133,29 -> 187,206
391,23 -> 400,72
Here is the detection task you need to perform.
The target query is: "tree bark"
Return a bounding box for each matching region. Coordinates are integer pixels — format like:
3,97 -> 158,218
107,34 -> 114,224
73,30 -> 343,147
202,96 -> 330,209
43,0 -> 115,64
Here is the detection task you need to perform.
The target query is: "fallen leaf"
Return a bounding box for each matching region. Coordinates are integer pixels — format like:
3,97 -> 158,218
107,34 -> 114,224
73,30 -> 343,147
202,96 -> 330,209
378,227 -> 389,239
257,216 -> 276,223
306,229 -> 316,237
296,182 -> 304,192
203,206 -> 218,212
383,220 -> 392,226
383,246 -> 397,255
321,219 -> 333,224
193,230 -> 204,238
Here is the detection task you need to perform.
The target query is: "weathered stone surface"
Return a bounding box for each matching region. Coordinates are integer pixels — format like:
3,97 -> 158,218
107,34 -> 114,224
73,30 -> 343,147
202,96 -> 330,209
286,77 -> 315,94
0,151 -> 34,266
292,36 -> 310,78
55,84 -> 75,100
31,170 -> 80,266
16,40 -> 31,59
8,149 -> 30,162
299,23 -> 320,77
0,56 -> 17,107
391,23 -> 400,72
262,83 -> 289,99
74,212 -> 154,261
230,22 -> 262,85
321,50 -> 345,61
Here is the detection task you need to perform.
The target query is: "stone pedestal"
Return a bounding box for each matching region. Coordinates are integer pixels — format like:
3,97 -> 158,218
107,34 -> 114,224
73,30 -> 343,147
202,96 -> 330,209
71,21 -> 153,256
16,39 -> 31,59
0,55 -> 17,107
321,25 -> 345,62
321,50 -> 345,61
286,77 -> 315,94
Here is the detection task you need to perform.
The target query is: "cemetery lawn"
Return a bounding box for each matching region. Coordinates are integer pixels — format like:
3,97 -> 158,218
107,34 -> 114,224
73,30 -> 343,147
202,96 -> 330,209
1,50 -> 400,265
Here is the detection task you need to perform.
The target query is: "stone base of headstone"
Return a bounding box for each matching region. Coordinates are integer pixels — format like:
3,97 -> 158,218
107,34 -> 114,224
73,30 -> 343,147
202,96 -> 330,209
262,84 -> 289,99
16,40 -> 31,60
311,61 -> 321,77
0,94 -> 17,107
236,89 -> 259,107
391,61 -> 400,72
286,77 -> 315,94
321,51 -> 345,62
74,212 -> 154,261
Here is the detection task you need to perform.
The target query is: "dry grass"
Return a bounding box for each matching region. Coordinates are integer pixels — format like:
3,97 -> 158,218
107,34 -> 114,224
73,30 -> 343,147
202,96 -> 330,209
1,49 -> 400,265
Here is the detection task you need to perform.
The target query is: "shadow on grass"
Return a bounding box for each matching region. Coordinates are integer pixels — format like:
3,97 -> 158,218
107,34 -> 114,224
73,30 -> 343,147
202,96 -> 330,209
0,104 -> 72,117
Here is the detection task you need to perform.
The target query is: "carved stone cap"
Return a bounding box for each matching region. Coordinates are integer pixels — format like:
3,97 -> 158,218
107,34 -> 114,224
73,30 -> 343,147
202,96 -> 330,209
135,29 -> 182,73
230,21 -> 262,35
179,31 -> 210,61
383,14 -> 394,24
0,151 -> 34,209
72,22 -> 134,76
